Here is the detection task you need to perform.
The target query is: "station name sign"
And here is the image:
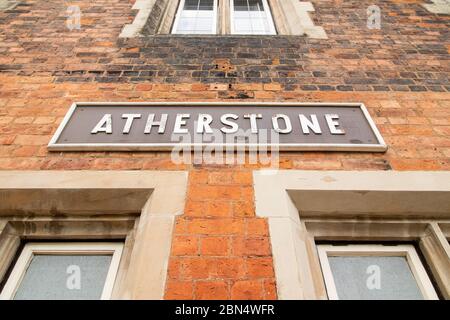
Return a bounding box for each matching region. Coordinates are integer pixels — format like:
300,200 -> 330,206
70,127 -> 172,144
48,102 -> 387,152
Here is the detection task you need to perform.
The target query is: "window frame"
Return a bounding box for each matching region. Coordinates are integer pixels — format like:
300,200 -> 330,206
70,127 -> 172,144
317,244 -> 439,300
172,0 -> 219,35
229,0 -> 276,35
0,242 -> 124,300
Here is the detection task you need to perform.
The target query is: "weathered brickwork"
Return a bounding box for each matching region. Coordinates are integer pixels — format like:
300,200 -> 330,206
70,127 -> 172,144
0,0 -> 448,91
0,75 -> 449,171
0,0 -> 449,300
167,169 -> 276,300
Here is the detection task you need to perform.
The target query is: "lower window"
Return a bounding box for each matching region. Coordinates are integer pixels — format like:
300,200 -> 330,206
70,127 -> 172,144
317,244 -> 439,300
0,242 -> 123,300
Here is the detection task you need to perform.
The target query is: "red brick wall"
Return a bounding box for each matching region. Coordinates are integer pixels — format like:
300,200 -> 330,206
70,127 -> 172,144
167,169 -> 276,300
0,0 -> 449,300
1,77 -> 448,299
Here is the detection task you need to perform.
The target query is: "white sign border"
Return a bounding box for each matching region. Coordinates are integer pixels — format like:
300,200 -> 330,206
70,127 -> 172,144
48,102 -> 388,152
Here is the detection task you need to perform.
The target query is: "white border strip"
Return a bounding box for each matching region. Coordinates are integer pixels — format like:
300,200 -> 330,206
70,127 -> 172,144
48,102 -> 387,152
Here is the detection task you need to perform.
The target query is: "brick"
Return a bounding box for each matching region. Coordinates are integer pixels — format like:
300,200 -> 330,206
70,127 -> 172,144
246,258 -> 275,278
0,135 -> 15,145
172,236 -> 198,256
12,145 -> 39,157
189,170 -> 209,185
190,186 -> 242,201
208,171 -> 233,185
246,219 -> 269,236
184,201 -> 206,217
206,201 -> 232,217
174,218 -> 189,235
167,259 -> 182,280
135,83 -> 153,91
195,281 -> 228,300
14,135 -> 50,146
181,258 -> 217,280
33,117 -> 55,124
263,279 -> 277,300
232,201 -> 255,217
232,171 -> 253,185
263,83 -> 282,91
0,116 -> 13,124
165,281 -> 194,300
188,219 -> 246,235
216,258 -> 247,279
13,117 -> 34,124
200,237 -> 229,256
231,280 -> 264,300
232,237 -> 271,257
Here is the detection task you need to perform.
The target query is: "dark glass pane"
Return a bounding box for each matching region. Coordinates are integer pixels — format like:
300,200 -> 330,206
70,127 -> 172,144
234,0 -> 248,11
184,0 -> 214,11
248,0 -> 263,11
184,0 -> 199,10
199,0 -> 214,10
234,0 -> 264,11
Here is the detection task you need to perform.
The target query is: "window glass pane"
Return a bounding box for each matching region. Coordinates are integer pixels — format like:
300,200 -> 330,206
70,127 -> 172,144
199,0 -> 214,10
14,255 -> 112,300
174,0 -> 215,34
328,256 -> 424,300
232,0 -> 274,35
184,0 -> 214,11
234,0 -> 264,11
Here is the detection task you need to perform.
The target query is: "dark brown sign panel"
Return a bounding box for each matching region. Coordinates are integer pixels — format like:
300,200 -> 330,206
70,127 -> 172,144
48,102 -> 387,152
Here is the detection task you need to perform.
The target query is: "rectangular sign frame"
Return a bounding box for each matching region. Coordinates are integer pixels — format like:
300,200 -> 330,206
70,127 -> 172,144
48,102 -> 387,152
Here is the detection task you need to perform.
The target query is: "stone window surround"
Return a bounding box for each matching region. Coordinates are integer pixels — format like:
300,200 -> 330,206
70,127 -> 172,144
0,170 -> 188,300
120,0 -> 327,39
422,0 -> 450,15
0,0 -> 19,11
253,170 -> 450,300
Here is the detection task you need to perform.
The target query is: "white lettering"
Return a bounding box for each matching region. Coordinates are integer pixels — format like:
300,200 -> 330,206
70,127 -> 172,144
122,114 -> 141,134
91,114 -> 112,134
197,114 -> 213,134
299,114 -> 322,134
144,113 -> 168,134
174,114 -> 190,134
272,114 -> 292,134
220,114 -> 239,134
244,114 -> 262,134
325,114 -> 345,135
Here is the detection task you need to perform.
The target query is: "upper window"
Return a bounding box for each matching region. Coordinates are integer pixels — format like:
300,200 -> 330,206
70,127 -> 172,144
230,0 -> 276,35
172,0 -> 218,34
0,242 -> 123,300
172,0 -> 276,35
121,0 -> 329,38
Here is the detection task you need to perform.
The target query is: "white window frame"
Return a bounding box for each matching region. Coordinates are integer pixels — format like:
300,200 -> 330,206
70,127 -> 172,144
317,244 -> 439,300
229,0 -> 276,35
0,242 -> 123,300
172,0 -> 219,34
